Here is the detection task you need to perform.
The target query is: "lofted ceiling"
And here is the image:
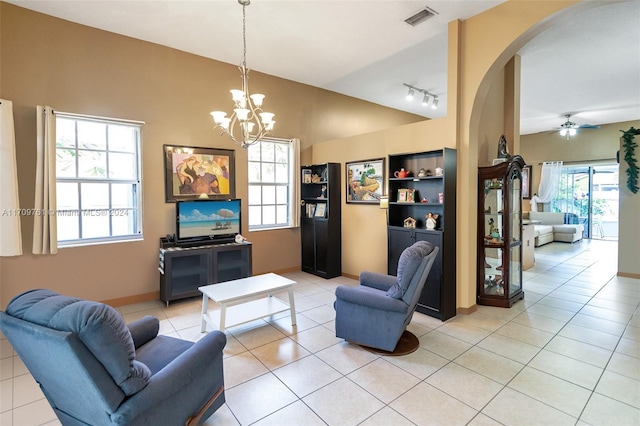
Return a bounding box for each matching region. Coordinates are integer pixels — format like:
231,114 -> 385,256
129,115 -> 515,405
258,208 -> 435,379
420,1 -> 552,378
5,0 -> 640,135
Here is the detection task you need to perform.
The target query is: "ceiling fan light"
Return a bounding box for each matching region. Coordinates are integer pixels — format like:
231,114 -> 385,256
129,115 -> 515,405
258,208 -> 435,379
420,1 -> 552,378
569,128 -> 577,136
560,128 -> 567,136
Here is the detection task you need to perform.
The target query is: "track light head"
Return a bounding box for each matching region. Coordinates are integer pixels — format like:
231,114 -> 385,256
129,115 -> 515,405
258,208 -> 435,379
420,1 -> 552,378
406,88 -> 415,101
403,83 -> 438,110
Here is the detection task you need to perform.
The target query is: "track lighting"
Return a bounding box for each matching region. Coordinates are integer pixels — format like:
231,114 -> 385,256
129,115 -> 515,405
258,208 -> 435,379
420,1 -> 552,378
402,83 -> 438,109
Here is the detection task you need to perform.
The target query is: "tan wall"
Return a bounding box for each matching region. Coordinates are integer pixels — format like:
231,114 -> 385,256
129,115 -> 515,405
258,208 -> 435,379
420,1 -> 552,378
0,3 -> 423,305
477,68 -> 507,166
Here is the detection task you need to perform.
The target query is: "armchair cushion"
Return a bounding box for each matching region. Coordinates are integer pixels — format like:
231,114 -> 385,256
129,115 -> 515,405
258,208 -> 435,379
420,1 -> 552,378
128,315 -> 160,349
335,285 -> 408,313
360,271 -> 396,291
387,241 -> 436,299
6,289 -> 151,396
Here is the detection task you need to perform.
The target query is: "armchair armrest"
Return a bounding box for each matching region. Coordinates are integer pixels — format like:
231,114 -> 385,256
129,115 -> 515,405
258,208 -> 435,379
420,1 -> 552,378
335,286 -> 408,313
111,330 -> 227,424
127,316 -> 160,349
359,271 -> 397,291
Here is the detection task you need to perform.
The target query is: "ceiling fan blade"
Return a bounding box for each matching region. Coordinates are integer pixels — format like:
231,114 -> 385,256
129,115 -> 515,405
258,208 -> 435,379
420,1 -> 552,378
578,124 -> 601,129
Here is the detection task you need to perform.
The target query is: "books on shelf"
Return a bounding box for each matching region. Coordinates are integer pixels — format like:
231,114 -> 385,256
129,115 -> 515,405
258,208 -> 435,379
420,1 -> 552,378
306,203 -> 316,217
315,203 -> 326,217
305,202 -> 326,218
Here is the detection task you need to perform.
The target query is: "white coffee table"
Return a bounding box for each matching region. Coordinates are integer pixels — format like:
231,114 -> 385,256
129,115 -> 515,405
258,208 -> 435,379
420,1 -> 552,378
199,273 -> 297,332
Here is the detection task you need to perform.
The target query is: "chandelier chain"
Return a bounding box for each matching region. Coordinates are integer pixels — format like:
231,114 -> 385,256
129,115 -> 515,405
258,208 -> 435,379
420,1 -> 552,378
242,4 -> 247,68
210,0 -> 275,149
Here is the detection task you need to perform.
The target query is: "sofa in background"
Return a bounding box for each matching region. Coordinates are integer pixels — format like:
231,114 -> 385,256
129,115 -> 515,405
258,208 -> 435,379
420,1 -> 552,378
528,212 -> 584,246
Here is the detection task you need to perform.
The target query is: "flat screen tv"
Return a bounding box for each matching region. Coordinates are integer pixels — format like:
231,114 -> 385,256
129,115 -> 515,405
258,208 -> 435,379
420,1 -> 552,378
176,199 -> 241,245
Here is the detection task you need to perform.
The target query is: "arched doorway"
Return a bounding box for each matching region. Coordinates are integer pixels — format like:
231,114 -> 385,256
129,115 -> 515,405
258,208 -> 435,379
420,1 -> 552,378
455,0 -> 628,310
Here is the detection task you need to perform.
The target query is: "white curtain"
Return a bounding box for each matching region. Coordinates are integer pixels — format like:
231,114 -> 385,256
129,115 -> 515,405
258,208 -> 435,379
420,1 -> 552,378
291,138 -> 301,228
32,106 -> 57,255
0,100 -> 23,256
530,161 -> 563,212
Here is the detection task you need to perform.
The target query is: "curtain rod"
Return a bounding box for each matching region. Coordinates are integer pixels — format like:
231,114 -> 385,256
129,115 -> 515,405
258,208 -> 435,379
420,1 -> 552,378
538,158 -> 616,165
53,110 -> 145,125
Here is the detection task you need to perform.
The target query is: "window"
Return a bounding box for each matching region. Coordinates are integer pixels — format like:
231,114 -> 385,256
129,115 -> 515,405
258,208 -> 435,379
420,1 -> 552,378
247,138 -> 299,230
552,164 -> 619,240
55,114 -> 143,246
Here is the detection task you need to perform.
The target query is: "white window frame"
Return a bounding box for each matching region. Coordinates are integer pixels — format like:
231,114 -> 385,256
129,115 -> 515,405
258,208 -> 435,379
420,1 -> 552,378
55,112 -> 143,247
247,137 -> 300,231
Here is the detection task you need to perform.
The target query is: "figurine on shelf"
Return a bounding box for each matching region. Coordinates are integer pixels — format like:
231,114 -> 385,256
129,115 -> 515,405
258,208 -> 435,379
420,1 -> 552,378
488,218 -> 496,236
403,217 -> 416,229
417,168 -> 432,177
425,212 -> 439,230
311,174 -> 321,183
497,134 -> 511,159
320,185 -> 327,198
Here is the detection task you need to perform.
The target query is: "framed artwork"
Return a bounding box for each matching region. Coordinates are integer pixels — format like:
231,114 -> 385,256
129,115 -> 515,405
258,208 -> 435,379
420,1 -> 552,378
345,158 -> 385,204
315,203 -> 326,217
522,165 -> 532,199
163,144 -> 235,202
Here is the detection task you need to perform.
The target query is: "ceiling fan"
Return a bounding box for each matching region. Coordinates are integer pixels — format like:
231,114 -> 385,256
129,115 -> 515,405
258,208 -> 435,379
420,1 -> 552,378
556,114 -> 601,140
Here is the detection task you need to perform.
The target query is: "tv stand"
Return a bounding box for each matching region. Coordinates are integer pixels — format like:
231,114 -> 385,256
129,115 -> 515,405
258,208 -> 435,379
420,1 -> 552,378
159,239 -> 252,305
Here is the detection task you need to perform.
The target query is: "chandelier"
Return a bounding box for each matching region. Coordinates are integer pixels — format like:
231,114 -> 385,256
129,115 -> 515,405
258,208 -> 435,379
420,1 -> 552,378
210,0 -> 275,149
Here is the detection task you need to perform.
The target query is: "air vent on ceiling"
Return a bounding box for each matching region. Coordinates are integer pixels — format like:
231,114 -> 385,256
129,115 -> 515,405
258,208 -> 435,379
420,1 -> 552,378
404,7 -> 438,26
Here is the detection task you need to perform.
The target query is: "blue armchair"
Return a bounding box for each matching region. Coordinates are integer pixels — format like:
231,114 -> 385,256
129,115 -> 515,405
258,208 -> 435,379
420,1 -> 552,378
0,289 -> 226,425
334,241 -> 439,352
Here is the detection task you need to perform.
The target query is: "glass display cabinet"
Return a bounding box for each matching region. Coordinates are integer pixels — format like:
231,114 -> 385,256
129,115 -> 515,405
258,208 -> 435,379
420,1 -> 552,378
477,155 -> 526,307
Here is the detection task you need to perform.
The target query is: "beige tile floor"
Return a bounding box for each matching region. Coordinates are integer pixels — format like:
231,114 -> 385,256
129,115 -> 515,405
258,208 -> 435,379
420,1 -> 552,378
1,239 -> 639,425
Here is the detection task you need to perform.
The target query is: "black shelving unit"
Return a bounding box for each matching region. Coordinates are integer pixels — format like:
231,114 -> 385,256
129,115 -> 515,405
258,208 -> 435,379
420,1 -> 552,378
387,148 -> 457,320
300,163 -> 341,279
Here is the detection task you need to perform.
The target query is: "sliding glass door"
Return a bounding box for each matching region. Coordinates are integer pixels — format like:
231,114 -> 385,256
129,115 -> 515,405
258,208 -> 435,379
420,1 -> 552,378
552,164 -> 619,240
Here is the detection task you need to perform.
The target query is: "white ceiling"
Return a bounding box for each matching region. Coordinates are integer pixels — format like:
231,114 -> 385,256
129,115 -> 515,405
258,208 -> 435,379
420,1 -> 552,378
6,0 -> 640,135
